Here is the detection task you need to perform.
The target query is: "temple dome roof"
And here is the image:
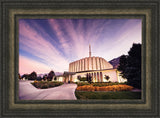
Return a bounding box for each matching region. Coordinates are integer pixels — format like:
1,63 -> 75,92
69,56 -> 113,72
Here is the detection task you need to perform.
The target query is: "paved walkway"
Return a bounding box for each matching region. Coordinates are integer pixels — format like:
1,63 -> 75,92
19,80 -> 77,100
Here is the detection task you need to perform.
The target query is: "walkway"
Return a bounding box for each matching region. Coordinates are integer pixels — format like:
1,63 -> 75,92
19,80 -> 77,100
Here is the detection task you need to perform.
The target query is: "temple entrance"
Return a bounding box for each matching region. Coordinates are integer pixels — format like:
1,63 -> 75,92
63,72 -> 75,83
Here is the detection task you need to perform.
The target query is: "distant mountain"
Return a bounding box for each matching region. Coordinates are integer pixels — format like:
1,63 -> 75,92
109,57 -> 120,69
37,73 -> 47,77
55,72 -> 63,76
37,72 -> 63,77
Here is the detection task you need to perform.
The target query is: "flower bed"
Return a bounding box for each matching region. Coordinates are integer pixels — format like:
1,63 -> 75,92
76,85 -> 133,92
76,82 -> 126,87
31,81 -> 63,89
92,82 -> 123,87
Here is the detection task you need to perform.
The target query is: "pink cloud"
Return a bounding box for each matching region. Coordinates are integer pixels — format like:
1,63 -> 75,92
19,19 -> 142,74
48,19 -> 71,55
19,56 -> 51,75
19,20 -> 69,73
94,21 -> 142,61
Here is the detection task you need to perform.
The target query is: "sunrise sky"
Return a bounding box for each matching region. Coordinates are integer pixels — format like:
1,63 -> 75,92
19,19 -> 142,75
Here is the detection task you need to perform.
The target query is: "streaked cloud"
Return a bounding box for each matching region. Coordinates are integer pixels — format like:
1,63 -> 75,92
19,19 -> 141,74
19,55 -> 51,74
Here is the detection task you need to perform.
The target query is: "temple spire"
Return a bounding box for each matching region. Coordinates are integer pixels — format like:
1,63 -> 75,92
89,44 -> 91,57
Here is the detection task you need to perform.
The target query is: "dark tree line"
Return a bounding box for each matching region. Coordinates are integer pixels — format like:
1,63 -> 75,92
118,43 -> 141,89
20,70 -> 56,81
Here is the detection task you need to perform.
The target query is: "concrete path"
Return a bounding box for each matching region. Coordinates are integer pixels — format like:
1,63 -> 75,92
19,80 -> 77,100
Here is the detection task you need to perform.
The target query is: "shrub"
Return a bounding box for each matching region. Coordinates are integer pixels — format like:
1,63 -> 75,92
92,82 -> 122,87
77,76 -> 87,81
32,81 -> 63,89
104,75 -> 110,82
41,83 -> 49,89
76,84 -> 134,92
76,82 -> 90,86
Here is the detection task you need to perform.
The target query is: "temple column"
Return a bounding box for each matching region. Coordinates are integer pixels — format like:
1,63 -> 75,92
74,62 -> 76,72
96,57 -> 100,70
101,59 -> 104,69
100,72 -> 103,82
92,57 -> 93,70
79,60 -> 80,71
70,63 -> 72,72
87,58 -> 89,70
81,59 -> 83,71
73,62 -> 75,72
76,61 -> 78,72
71,63 -> 73,72
97,72 -> 99,82
94,73 -> 96,82
77,61 -> 79,72
78,60 -> 80,71
99,58 -> 102,70
91,73 -> 93,82
73,63 -> 75,72
80,59 -> 82,71
103,59 -> 106,69
83,59 -> 85,71
75,62 -> 77,72
82,59 -> 84,71
100,72 -> 102,82
92,73 -> 94,82
89,57 -> 92,70
85,58 -> 88,71
95,57 -> 98,70
93,57 -> 96,70
69,63 -> 71,72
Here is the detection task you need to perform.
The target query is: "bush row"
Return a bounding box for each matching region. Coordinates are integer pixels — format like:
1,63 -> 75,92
92,82 -> 125,87
76,82 -> 126,87
75,82 -> 90,86
32,81 -> 63,89
76,85 -> 133,92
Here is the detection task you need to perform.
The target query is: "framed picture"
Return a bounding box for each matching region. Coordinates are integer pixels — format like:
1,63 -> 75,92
18,18 -> 141,101
0,0 -> 159,117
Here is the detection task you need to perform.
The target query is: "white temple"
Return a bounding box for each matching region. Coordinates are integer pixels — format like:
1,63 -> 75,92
56,45 -> 127,83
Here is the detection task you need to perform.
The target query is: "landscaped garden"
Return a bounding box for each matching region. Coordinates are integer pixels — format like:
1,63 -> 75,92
75,82 -> 141,99
75,91 -> 141,99
31,81 -> 63,89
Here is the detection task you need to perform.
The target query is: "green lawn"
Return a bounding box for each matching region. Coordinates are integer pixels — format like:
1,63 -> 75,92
75,91 -> 141,99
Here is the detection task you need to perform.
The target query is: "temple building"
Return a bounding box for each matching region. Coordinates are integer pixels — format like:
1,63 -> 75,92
56,45 -> 127,83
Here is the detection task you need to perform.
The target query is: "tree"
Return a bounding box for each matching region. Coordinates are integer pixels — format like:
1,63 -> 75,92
21,74 -> 29,80
118,43 -> 141,89
43,74 -> 47,81
126,43 -> 141,89
36,76 -> 42,81
104,75 -> 110,82
47,70 -> 55,81
117,55 -> 128,78
28,71 -> 37,80
54,77 -> 57,81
